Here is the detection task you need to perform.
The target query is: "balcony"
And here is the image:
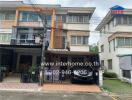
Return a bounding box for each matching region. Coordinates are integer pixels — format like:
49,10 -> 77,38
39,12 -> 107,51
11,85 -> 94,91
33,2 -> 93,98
18,21 -> 43,27
0,20 -> 15,28
10,39 -> 41,45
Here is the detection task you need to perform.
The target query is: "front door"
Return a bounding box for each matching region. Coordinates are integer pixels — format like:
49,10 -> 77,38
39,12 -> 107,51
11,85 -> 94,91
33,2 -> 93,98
19,55 -> 32,73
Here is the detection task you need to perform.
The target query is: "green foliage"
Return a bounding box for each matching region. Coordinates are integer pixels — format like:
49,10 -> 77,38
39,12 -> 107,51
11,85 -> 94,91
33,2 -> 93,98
90,45 -> 99,53
103,79 -> 132,93
28,65 -> 37,74
103,72 -> 117,78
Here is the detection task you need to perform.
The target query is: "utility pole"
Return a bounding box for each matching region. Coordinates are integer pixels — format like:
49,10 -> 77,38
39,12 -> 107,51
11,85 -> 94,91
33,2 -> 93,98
25,0 -> 48,86
39,13 -> 47,86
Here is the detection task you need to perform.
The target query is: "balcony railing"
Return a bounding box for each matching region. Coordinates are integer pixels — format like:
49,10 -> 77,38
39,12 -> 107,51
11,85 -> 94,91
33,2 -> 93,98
10,39 -> 40,45
0,20 -> 15,28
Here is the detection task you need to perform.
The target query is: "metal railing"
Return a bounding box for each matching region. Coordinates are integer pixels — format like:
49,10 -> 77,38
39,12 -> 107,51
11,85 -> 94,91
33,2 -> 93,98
11,39 -> 38,45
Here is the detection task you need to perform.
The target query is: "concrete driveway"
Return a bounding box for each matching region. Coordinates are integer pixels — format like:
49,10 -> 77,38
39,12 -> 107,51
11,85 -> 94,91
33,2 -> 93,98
43,83 -> 101,93
0,91 -> 113,100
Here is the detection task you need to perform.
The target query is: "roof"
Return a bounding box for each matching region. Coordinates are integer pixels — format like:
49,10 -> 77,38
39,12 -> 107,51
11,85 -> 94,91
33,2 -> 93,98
110,5 -> 124,10
46,50 -> 98,56
0,44 -> 42,48
96,8 -> 132,31
0,0 -> 61,8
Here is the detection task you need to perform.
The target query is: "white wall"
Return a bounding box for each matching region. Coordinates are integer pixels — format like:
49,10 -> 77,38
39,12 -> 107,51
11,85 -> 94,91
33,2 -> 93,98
99,33 -> 120,77
63,23 -> 89,31
70,45 -> 89,52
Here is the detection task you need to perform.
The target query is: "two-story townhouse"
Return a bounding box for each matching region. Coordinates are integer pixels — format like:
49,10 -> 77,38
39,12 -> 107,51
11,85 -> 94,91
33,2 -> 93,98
96,5 -> 132,83
0,1 -> 100,84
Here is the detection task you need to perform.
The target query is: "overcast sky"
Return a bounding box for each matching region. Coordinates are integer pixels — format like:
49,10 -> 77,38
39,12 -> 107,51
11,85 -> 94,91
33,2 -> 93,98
2,0 -> 132,44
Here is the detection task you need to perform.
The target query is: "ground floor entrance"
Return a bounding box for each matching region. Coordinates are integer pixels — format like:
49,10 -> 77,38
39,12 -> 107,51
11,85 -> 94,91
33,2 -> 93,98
0,44 -> 42,83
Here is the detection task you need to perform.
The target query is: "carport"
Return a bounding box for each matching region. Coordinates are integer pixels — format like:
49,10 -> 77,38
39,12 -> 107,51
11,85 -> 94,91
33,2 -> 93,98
44,50 -> 101,85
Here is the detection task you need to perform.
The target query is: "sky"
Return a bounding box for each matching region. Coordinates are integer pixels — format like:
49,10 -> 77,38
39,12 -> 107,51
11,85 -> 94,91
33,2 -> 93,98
1,0 -> 132,44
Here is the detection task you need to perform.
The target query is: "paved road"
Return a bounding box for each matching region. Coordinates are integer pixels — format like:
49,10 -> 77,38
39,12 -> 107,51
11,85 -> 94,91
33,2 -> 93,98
0,91 -> 113,100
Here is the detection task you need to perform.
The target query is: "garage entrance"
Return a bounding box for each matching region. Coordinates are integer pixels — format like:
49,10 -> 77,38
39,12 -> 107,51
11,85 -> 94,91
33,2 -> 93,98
44,50 -> 100,85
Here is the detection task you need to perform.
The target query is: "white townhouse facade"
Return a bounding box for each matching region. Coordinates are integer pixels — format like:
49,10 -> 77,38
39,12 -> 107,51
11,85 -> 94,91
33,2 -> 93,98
96,7 -> 132,83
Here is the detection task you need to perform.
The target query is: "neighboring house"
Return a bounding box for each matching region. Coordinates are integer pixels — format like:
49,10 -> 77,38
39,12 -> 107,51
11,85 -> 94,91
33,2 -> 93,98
96,5 -> 132,83
0,1 -> 101,84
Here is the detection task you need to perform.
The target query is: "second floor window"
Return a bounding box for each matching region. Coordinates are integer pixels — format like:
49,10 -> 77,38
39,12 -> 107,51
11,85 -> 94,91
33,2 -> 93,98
117,37 -> 132,47
0,12 -> 15,20
71,36 -> 89,45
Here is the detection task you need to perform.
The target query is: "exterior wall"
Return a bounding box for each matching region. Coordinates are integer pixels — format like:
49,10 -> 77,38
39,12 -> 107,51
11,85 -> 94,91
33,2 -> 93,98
114,25 -> 132,32
63,23 -> 89,31
99,34 -> 120,77
99,16 -> 132,79
70,45 -> 89,51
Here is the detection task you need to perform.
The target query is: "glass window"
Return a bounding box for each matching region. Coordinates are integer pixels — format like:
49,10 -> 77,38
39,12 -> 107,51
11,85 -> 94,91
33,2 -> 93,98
29,13 -> 38,21
117,37 -> 124,46
123,16 -> 128,24
77,36 -> 82,44
71,36 -> 76,45
84,16 -> 89,23
0,34 -> 11,42
116,17 -> 122,25
21,11 -> 39,22
68,15 -> 89,23
125,38 -> 131,46
128,16 -> 132,24
83,36 -> 89,45
122,70 -> 131,79
21,12 -> 28,21
101,60 -> 104,67
108,59 -> 112,70
0,13 -> 5,20
71,36 -> 89,45
0,12 -> 15,20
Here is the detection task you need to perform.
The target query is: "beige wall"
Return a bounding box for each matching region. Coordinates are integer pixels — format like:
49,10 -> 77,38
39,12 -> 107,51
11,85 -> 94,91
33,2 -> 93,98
0,20 -> 15,29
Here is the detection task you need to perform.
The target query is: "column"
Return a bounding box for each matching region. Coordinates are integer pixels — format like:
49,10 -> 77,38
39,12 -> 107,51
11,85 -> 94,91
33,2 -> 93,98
99,69 -> 103,86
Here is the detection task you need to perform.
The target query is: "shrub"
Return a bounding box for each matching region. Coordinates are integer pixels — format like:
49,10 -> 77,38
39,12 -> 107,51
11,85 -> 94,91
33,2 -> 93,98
103,72 -> 117,78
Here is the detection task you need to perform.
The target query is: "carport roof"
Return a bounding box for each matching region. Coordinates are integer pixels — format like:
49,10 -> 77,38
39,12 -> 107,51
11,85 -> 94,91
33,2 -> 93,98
0,44 -> 42,48
46,50 -> 98,56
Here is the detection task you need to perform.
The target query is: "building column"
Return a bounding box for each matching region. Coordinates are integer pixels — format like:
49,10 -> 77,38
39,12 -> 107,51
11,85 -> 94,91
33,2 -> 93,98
119,69 -> 123,81
16,53 -> 20,72
99,69 -> 103,86
32,55 -> 36,66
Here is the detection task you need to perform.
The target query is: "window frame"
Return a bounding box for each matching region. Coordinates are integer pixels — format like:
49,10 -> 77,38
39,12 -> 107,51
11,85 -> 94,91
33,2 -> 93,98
108,59 -> 112,70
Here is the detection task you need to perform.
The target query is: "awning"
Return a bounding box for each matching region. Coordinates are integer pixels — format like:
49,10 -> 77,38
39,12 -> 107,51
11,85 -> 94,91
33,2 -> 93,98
45,50 -> 98,56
